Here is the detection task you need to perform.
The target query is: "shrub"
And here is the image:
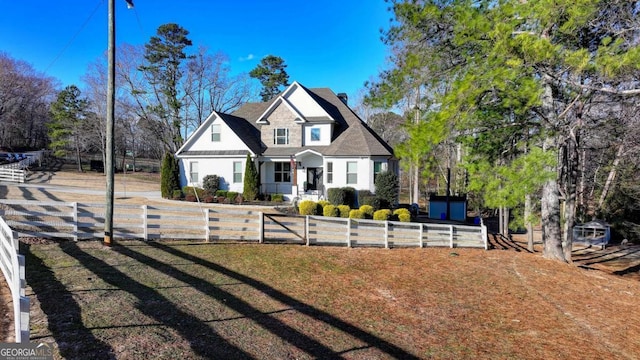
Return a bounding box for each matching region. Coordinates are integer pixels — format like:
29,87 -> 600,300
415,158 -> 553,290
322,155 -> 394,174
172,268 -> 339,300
357,190 -> 374,207
171,189 -> 182,200
327,187 -> 345,205
359,205 -> 374,218
375,171 -> 399,207
371,197 -> 390,210
160,152 -> 180,199
271,193 -> 284,202
337,205 -> 350,218
323,204 -> 339,217
299,200 -> 318,215
243,154 -> 259,201
398,213 -> 411,222
215,190 -> 228,197
182,186 -> 206,199
327,187 -> 357,207
202,175 -> 220,195
226,191 -> 239,202
373,209 -> 392,221
349,209 -> 365,219
393,208 -> 411,217
317,200 -> 330,209
342,187 -> 356,207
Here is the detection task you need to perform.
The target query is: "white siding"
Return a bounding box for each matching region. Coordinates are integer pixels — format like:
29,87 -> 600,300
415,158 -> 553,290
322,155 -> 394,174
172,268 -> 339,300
302,124 -> 332,146
286,84 -> 329,118
179,157 -> 245,193
186,116 -> 251,153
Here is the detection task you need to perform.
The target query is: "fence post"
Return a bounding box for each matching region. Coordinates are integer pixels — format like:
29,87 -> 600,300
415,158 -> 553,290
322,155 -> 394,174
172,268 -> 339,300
449,225 -> 454,248
73,202 -> 78,241
259,212 -> 264,244
204,208 -> 210,242
419,223 -> 424,248
482,224 -> 488,250
305,216 -> 310,246
142,205 -> 148,241
384,221 -> 389,249
346,218 -> 351,248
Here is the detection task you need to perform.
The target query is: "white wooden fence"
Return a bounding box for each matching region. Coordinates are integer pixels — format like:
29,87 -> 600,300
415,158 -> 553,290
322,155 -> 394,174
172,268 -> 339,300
0,215 -> 29,342
0,150 -> 46,183
0,200 -> 487,249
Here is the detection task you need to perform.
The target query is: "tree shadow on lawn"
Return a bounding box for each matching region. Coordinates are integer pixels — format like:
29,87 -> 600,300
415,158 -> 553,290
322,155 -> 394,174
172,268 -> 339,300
23,243 -> 116,359
140,241 -> 420,359
58,242 -> 254,359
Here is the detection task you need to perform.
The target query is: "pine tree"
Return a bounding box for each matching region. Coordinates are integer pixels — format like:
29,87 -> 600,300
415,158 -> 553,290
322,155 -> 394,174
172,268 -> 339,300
48,85 -> 89,172
249,55 -> 290,101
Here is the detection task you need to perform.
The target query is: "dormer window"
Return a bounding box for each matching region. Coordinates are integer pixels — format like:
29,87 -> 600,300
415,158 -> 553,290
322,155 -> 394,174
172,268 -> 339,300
211,124 -> 221,142
310,128 -> 320,141
274,128 -> 289,145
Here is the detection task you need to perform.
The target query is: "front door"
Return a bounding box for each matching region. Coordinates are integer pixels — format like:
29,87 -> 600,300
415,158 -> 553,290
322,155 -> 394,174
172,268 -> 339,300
306,167 -> 323,191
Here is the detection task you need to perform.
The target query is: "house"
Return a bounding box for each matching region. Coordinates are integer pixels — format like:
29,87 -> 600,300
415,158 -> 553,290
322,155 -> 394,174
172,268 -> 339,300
175,81 -> 397,202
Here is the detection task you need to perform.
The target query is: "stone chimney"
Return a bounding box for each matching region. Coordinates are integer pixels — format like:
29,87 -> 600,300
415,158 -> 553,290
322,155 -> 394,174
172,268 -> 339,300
337,93 -> 348,105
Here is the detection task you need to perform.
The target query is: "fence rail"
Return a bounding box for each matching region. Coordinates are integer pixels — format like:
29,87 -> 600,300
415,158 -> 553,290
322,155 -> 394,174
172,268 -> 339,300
0,216 -> 29,342
0,151 -> 46,183
0,200 -> 487,249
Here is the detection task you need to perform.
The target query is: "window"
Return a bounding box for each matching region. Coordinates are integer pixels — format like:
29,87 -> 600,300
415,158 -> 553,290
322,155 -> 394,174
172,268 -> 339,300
347,161 -> 357,184
189,162 -> 198,183
274,128 -> 289,145
374,161 -> 383,183
233,161 -> 242,183
211,124 -> 221,142
274,162 -> 291,182
327,162 -> 333,184
310,128 -> 320,141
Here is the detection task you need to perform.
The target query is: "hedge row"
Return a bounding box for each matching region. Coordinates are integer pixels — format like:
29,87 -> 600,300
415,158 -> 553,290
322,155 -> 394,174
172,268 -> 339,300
297,200 -> 411,222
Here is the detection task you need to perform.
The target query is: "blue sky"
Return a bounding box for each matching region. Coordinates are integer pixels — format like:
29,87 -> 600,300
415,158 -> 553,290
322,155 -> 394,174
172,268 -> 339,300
1,0 -> 392,102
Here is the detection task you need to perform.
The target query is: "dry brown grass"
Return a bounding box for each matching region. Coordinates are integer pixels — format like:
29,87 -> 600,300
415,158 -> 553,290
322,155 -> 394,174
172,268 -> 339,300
21,240 -> 640,359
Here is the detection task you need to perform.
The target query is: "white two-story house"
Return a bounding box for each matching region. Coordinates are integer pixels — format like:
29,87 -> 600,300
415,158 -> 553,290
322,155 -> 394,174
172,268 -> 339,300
176,81 -> 397,201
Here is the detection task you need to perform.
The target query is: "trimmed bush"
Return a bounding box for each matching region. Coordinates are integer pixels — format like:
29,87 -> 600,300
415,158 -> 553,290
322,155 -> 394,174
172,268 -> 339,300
398,213 -> 411,222
226,191 -> 239,202
317,200 -> 330,209
359,205 -> 374,218
373,209 -> 392,221
202,175 -> 219,195
299,200 -> 318,215
171,189 -> 182,200
357,190 -> 374,206
271,193 -> 284,202
323,204 -> 339,217
375,170 -> 399,207
182,186 -> 206,199
349,209 -> 365,219
215,190 -> 228,197
327,187 -> 345,205
393,208 -> 411,217
337,205 -> 350,218
372,197 -> 390,210
343,187 -> 356,207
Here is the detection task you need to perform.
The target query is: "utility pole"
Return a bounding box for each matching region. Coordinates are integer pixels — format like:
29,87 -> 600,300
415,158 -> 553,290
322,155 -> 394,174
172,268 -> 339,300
105,0 -> 133,247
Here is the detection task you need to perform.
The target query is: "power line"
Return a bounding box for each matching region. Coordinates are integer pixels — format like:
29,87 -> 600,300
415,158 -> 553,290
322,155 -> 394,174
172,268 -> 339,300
44,0 -> 106,75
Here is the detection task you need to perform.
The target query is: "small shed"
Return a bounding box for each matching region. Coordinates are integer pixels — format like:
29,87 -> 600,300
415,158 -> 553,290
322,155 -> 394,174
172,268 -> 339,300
428,195 -> 467,222
573,220 -> 611,248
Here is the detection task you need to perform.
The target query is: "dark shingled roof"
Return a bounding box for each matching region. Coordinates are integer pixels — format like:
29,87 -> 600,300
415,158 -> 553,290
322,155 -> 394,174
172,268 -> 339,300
227,85 -> 394,158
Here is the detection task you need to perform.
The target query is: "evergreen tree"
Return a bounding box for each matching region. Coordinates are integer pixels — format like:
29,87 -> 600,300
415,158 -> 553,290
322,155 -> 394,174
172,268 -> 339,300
242,153 -> 259,201
139,23 -> 193,152
48,85 -> 89,171
375,171 -> 399,208
160,152 -> 180,199
249,55 -> 290,101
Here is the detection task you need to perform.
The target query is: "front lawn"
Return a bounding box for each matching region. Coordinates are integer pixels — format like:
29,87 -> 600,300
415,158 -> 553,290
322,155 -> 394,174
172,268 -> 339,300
24,241 -> 640,359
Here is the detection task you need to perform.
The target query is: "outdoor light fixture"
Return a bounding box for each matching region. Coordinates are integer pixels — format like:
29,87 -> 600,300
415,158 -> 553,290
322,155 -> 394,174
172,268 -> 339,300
125,0 -> 134,9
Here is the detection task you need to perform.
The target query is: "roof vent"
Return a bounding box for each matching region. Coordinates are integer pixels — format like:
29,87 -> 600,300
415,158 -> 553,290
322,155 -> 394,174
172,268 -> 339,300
337,93 -> 348,105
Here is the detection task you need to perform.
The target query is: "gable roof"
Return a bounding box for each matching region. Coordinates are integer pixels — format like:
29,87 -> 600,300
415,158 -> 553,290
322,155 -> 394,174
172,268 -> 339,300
181,82 -> 394,159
